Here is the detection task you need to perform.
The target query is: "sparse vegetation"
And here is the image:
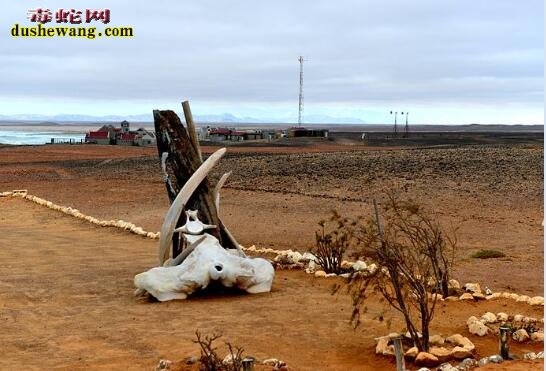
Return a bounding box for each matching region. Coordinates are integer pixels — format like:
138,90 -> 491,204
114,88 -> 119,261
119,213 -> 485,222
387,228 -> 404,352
471,249 -> 506,259
313,211 -> 355,274
336,195 -> 457,352
193,330 -> 244,371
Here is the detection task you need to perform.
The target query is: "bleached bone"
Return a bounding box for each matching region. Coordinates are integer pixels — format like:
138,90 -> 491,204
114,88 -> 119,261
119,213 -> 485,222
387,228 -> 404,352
158,148 -> 226,266
163,235 -> 206,267
214,171 -> 232,212
135,146 -> 274,301
135,233 -> 274,301
212,171 -> 245,257
173,210 -> 217,235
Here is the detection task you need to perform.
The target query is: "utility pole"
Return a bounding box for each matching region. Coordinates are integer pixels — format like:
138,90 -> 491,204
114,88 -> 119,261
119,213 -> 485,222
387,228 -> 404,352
404,112 -> 410,137
298,56 -> 304,127
390,111 -> 398,136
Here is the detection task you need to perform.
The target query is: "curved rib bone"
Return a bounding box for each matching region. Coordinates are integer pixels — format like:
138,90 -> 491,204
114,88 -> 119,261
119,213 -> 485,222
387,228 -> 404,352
214,171 -> 232,212
158,147 -> 227,266
213,171 -> 245,257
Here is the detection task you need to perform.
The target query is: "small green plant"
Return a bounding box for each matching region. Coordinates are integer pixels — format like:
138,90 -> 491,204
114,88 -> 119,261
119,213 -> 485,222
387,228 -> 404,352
471,249 -> 506,259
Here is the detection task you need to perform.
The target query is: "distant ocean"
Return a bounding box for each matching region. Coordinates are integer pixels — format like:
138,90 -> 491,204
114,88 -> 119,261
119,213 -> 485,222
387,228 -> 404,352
0,129 -> 86,145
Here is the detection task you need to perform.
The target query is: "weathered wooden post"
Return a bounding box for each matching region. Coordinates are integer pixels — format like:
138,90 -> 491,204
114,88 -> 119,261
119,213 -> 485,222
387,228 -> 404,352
499,325 -> 510,359
393,335 -> 406,371
153,102 -> 237,259
242,357 -> 255,371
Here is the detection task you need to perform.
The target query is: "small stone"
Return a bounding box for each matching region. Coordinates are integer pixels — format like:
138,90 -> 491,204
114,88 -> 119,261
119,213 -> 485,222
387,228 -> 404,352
450,346 -> 472,360
429,334 -> 445,345
367,263 -> 378,274
444,296 -> 458,301
463,283 -> 482,294
416,368 -> 431,371
512,329 -> 529,342
223,354 -> 237,365
446,334 -> 475,351
404,346 -> 419,360
496,312 -> 509,322
523,352 -> 538,360
481,312 -> 497,324
478,357 -> 490,367
513,314 -> 524,323
415,352 -> 440,368
458,358 -> 479,370
459,293 -> 474,301
436,362 -> 458,371
156,359 -> 172,370
466,316 -> 479,326
468,320 -> 489,336
430,346 -> 451,362
352,260 -> 367,271
528,296 -> 544,306
448,279 -> 460,289
486,292 -> 501,300
375,336 -> 394,355
484,287 -> 493,295
516,295 -> 530,303
314,270 -> 327,277
404,331 -> 422,339
262,358 -> 279,366
488,354 -> 503,363
523,316 -> 537,324
185,356 -> 198,365
530,331 -> 544,342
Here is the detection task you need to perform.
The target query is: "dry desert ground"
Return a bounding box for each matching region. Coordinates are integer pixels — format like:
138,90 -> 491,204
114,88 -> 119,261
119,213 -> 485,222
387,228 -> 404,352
0,140 -> 543,370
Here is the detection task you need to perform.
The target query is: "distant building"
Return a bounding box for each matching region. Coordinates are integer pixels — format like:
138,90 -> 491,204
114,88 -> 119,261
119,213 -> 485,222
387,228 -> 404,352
209,128 -> 232,142
85,121 -> 156,146
85,131 -> 111,145
207,127 -> 263,142
121,120 -> 130,133
137,131 -> 156,146
118,132 -> 137,146
288,127 -> 329,138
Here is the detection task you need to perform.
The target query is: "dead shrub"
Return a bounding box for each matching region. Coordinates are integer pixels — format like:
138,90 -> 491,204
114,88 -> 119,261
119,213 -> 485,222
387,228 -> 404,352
336,195 -> 457,352
193,330 -> 244,371
313,211 -> 355,274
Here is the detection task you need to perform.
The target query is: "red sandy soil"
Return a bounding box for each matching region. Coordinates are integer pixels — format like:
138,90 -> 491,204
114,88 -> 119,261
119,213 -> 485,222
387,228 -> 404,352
0,197 -> 543,370
0,143 -> 542,295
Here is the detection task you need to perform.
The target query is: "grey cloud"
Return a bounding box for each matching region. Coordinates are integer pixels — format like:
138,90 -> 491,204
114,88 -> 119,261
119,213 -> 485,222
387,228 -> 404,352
0,0 -> 543,111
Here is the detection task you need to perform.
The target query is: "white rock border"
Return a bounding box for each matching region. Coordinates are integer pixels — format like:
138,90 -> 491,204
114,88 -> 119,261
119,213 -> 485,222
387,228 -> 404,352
2,189 -> 546,305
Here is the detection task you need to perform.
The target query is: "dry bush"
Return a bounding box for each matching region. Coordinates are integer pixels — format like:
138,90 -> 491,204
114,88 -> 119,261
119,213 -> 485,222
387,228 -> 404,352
194,330 -> 244,371
313,211 -> 356,274
339,195 -> 457,352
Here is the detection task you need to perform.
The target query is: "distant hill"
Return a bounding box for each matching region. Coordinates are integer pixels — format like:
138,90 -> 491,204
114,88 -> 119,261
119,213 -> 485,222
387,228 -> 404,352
0,113 -> 367,125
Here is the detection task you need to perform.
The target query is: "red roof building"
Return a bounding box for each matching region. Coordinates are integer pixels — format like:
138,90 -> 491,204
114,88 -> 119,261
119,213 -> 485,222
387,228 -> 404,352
86,131 -> 109,139
119,133 -> 136,141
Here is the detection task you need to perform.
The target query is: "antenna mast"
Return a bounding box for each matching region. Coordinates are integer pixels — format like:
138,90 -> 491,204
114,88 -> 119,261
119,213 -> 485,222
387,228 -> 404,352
298,56 -> 304,127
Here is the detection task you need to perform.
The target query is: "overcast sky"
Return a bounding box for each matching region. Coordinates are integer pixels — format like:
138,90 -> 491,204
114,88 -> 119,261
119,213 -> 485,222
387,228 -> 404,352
1,0 -> 543,124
